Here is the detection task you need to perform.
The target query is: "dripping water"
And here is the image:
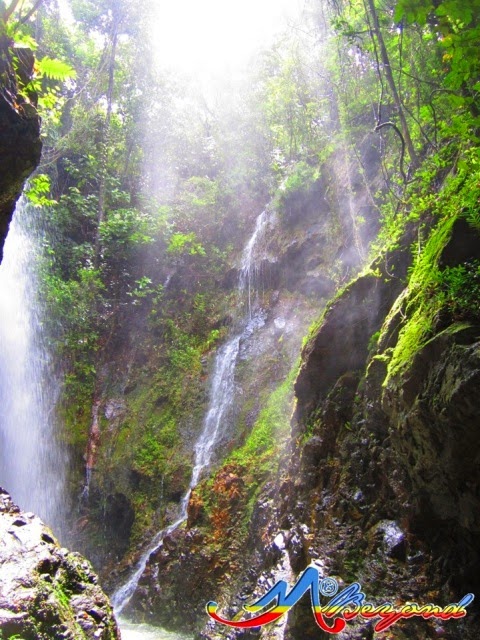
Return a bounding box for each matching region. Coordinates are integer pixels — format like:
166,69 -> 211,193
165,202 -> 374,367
81,401 -> 100,501
0,201 -> 66,538
112,209 -> 274,616
239,209 -> 275,318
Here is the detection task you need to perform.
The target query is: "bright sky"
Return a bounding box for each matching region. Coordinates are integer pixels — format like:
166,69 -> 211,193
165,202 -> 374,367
149,0 -> 304,76
58,0 -> 306,80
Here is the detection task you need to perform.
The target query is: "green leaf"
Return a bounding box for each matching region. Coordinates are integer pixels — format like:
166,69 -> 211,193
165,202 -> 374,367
37,57 -> 76,81
25,174 -> 57,207
394,0 -> 432,25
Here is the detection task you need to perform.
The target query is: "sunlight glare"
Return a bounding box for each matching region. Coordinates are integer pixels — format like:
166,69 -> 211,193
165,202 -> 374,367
150,0 -> 302,75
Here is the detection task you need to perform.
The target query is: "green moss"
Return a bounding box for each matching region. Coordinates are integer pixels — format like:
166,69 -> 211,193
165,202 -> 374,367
58,372 -> 95,448
386,218 -> 453,380
28,575 -> 87,640
386,166 -> 480,381
367,330 -> 381,353
192,361 -> 300,556
134,410 -> 180,473
228,362 -> 298,468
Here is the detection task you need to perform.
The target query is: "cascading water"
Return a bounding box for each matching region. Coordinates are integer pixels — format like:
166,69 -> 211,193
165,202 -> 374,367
120,621 -> 191,640
0,201 -> 66,538
239,209 -> 275,318
189,335 -> 241,488
112,334 -> 241,614
112,209 -> 274,617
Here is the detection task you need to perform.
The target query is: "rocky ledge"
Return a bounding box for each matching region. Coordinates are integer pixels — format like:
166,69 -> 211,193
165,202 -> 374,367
0,488 -> 120,640
0,44 -> 42,262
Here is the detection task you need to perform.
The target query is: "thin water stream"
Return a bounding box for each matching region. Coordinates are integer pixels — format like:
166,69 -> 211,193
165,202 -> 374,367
111,332 -> 241,614
239,209 -> 275,317
113,210 -> 274,632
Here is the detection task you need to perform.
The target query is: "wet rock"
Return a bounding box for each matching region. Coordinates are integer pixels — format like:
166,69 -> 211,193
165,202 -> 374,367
301,436 -> 324,465
0,488 -> 120,639
293,272 -> 405,429
105,492 -> 134,533
297,273 -> 333,297
272,532 -> 286,552
0,44 -> 42,262
287,526 -> 310,573
104,398 -> 126,422
369,520 -> 407,562
439,217 -> 480,267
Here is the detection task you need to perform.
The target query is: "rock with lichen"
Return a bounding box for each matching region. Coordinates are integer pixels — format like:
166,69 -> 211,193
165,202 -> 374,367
0,488 -> 120,640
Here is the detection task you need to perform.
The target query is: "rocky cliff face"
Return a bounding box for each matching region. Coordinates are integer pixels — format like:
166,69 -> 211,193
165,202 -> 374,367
123,164 -> 480,640
277,212 -> 480,639
0,488 -> 120,640
112,139 -> 389,634
71,134 -> 383,581
0,44 -> 42,262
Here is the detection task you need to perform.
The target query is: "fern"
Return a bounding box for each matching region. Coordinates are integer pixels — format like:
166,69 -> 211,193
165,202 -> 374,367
37,56 -> 76,81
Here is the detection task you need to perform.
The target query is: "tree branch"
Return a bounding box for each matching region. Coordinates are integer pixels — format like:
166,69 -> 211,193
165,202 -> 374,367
18,0 -> 44,25
365,0 -> 419,170
3,0 -> 23,23
374,121 -> 407,183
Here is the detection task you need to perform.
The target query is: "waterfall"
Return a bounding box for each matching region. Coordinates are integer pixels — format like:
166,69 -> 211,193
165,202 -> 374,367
112,209 -> 273,615
239,209 -> 274,318
111,337 -> 241,613
190,335 -> 241,488
0,201 -> 66,537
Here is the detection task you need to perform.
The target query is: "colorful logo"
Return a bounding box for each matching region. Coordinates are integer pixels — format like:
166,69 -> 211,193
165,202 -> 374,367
207,566 -> 474,634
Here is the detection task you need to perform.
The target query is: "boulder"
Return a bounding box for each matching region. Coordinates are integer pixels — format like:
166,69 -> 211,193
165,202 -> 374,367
0,488 -> 120,639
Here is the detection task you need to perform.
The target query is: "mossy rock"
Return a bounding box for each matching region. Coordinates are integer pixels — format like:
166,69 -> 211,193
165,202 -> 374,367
0,489 -> 120,640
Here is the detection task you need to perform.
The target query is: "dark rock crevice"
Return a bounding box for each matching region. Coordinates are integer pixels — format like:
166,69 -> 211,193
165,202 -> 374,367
0,42 -> 42,262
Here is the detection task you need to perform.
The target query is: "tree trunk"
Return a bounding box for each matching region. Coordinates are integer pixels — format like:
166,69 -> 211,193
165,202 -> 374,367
366,0 -> 419,170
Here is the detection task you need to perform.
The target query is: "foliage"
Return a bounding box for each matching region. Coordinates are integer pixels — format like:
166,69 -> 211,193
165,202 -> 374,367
0,1 -> 76,118
438,260 -> 480,320
327,0 -> 480,188
25,173 -> 56,207
276,160 -> 321,219
260,44 -> 328,167
386,164 -> 480,379
167,232 -> 206,257
395,0 -> 480,105
35,56 -> 76,81
281,161 -> 320,198
229,364 -> 297,469
17,0 -> 480,572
